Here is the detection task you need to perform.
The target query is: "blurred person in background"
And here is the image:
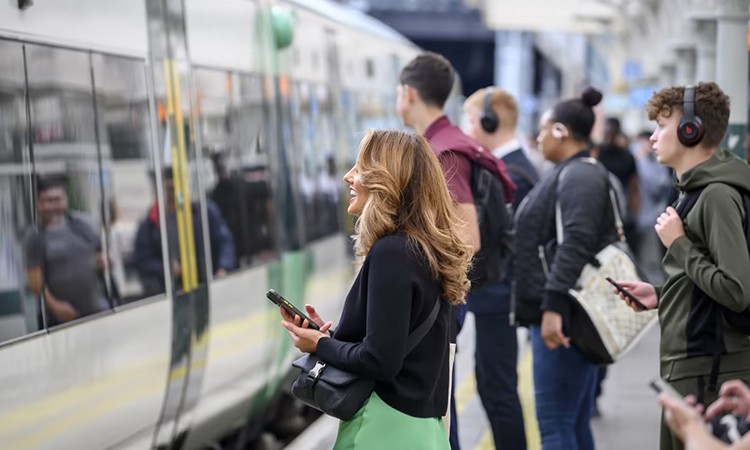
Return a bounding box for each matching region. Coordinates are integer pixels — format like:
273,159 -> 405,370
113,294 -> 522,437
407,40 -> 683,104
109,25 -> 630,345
596,117 -> 640,249
514,87 -> 616,450
25,176 -> 109,325
134,169 -> 235,296
634,131 -> 672,284
463,86 -> 536,450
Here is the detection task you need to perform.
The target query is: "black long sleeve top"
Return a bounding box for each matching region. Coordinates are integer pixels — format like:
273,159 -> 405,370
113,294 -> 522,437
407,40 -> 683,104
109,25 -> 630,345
315,233 -> 451,418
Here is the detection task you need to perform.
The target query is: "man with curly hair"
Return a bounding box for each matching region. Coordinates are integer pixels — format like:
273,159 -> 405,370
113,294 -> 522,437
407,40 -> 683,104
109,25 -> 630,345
614,82 -> 750,450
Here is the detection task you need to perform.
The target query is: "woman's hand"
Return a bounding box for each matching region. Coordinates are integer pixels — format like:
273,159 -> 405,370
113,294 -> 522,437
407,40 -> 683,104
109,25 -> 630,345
278,304 -> 330,336
541,310 -> 570,350
281,317 -> 332,353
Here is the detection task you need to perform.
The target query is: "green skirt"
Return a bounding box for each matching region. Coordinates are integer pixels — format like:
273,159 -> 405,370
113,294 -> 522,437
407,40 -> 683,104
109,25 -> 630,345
333,392 -> 450,450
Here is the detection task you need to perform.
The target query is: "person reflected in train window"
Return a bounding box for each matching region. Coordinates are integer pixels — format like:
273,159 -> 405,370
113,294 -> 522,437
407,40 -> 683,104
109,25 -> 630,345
210,153 -> 275,267
133,169 -> 235,296
24,177 -> 109,326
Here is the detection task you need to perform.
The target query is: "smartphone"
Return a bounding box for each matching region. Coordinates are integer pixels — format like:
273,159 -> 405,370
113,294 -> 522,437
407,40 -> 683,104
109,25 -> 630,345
649,377 -> 686,404
605,276 -> 649,311
266,289 -> 320,331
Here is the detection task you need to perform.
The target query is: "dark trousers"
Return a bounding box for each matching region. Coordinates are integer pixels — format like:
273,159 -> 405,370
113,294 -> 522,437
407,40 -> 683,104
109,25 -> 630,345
531,326 -> 597,450
475,313 -> 526,450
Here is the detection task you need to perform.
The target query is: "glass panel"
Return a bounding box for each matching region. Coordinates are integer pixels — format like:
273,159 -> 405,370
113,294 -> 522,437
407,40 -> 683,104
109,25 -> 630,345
195,68 -> 277,271
149,60 -> 210,293
0,40 -> 42,341
92,54 -> 166,303
25,44 -> 110,326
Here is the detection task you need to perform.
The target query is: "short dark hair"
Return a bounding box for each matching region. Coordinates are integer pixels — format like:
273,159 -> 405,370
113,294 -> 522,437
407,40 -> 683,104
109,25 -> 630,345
37,175 -> 66,195
550,87 -> 603,142
646,82 -> 730,149
399,52 -> 455,109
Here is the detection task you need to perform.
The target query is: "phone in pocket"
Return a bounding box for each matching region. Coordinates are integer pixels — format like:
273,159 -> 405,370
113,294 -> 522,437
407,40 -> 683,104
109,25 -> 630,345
266,289 -> 320,331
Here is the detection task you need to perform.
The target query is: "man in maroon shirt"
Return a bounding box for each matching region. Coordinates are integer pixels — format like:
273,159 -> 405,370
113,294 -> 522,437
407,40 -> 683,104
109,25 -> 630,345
397,52 -> 515,450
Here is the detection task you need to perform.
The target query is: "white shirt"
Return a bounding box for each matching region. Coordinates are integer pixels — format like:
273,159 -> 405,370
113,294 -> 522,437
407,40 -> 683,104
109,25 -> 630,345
492,139 -> 522,160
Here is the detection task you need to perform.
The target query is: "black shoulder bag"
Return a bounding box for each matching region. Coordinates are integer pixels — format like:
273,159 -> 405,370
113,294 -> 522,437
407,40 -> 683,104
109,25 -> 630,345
290,296 -> 442,421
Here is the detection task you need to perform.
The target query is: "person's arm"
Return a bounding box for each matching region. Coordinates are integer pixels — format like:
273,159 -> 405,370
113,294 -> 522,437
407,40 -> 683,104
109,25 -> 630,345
315,237 -> 413,381
438,151 -> 480,253
456,203 -> 480,253
543,162 -> 609,318
666,186 -> 750,312
206,201 -> 236,272
133,220 -> 166,278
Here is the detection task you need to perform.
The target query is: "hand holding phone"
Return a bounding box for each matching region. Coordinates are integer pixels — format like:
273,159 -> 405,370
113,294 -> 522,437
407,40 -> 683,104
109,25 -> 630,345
266,289 -> 321,331
606,276 -> 650,311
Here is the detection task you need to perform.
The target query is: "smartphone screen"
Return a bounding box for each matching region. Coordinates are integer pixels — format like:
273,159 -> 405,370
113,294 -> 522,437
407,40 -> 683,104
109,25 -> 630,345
266,289 -> 320,330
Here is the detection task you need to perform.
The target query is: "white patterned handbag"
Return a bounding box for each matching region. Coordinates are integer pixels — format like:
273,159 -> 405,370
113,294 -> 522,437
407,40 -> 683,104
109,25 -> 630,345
556,159 -> 658,364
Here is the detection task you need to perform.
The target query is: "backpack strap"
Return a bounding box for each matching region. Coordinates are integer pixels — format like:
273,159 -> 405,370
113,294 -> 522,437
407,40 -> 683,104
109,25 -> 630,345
405,295 -> 442,355
506,163 -> 536,188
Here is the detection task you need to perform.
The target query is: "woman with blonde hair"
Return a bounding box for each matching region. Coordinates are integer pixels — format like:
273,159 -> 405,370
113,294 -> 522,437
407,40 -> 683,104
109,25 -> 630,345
279,129 -> 472,449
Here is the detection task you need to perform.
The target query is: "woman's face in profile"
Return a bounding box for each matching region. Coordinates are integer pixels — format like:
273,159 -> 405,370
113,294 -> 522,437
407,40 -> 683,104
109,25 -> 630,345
343,164 -> 369,216
537,110 -> 562,163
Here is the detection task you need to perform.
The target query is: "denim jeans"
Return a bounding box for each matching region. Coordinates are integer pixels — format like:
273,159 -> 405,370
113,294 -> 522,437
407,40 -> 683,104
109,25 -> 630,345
531,326 -> 598,450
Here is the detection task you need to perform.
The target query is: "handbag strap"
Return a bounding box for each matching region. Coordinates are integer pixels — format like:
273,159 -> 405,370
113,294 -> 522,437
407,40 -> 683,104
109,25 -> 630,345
405,295 -> 442,355
555,158 -> 626,245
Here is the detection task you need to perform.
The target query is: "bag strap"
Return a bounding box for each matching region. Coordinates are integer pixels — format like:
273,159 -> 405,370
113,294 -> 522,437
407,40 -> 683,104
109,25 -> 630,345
555,158 -> 625,245
405,295 -> 442,355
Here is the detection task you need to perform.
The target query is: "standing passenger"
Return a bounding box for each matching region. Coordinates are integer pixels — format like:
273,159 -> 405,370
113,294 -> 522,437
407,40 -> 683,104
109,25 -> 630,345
396,52 -> 516,450
514,87 -> 615,450
279,129 -> 473,450
463,86 -> 536,449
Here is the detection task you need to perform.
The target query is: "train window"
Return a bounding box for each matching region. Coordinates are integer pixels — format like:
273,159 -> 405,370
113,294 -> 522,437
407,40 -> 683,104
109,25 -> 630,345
24,44 -> 111,327
92,53 -> 165,304
0,40 -> 42,342
291,82 -> 340,243
195,68 -> 276,272
147,61 -> 211,293
366,59 -> 375,79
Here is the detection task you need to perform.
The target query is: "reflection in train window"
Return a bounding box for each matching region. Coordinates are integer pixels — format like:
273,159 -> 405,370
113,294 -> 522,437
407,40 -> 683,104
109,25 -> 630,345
0,40 -> 42,342
24,44 -> 111,327
92,53 -> 165,304
195,68 -> 277,271
290,82 -> 341,244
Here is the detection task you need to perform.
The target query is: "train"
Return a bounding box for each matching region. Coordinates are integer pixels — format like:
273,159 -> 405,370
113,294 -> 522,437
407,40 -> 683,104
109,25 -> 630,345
0,0 -> 461,449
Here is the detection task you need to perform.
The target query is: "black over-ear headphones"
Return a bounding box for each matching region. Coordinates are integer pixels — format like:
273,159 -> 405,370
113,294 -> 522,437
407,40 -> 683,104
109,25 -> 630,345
480,87 -> 499,133
678,86 -> 704,147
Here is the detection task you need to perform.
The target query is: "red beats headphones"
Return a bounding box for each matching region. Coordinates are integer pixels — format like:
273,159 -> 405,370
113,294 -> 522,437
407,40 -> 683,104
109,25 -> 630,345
678,86 -> 704,147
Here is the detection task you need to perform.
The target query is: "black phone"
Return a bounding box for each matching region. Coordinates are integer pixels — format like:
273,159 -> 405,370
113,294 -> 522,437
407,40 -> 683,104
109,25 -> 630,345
605,276 -> 649,311
266,289 -> 320,331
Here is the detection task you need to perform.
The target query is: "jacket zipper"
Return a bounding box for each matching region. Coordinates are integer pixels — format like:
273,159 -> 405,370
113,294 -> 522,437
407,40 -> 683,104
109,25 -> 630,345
538,245 -> 550,279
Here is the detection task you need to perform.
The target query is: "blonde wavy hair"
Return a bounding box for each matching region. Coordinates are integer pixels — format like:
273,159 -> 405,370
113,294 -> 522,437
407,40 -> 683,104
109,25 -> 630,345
353,129 -> 472,305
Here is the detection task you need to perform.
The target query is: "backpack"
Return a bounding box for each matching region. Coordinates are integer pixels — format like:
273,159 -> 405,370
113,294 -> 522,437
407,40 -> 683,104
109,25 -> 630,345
469,159 -> 515,291
675,186 -> 750,390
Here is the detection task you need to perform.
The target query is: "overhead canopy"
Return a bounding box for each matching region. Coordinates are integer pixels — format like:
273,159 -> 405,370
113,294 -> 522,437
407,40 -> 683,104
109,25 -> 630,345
476,0 -> 621,34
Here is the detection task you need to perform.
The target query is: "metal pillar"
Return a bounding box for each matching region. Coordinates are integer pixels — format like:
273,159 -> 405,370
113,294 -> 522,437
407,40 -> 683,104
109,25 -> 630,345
694,19 -> 717,82
494,30 -> 535,136
716,0 -> 750,158
675,48 -> 697,86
